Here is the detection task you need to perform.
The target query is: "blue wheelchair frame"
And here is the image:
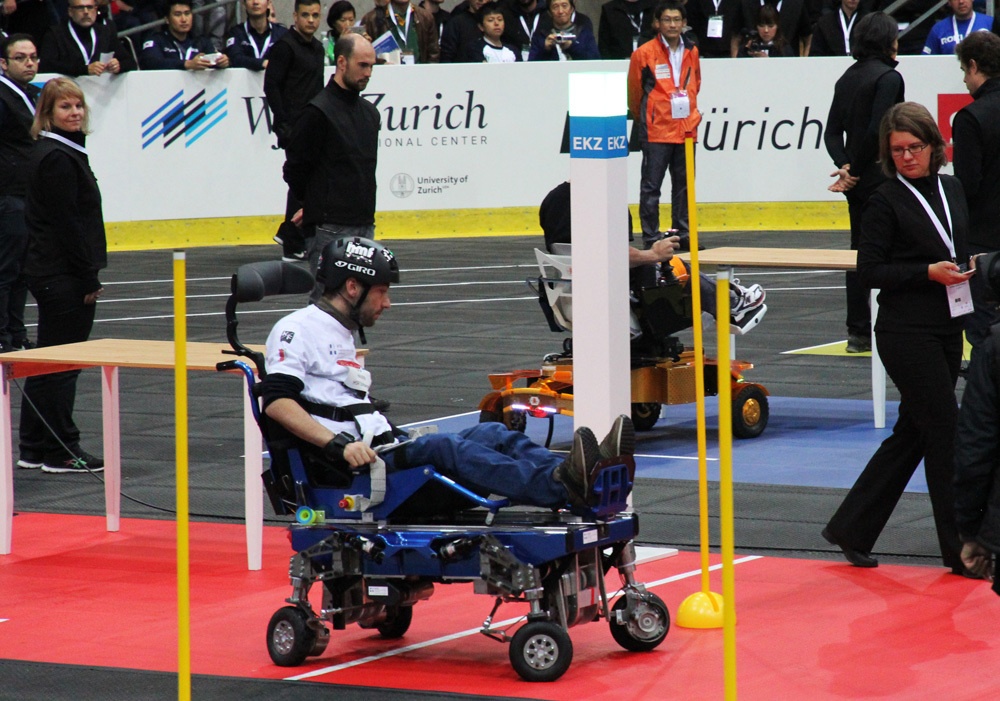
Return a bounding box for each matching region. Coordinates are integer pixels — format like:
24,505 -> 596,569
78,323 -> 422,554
219,261 -> 669,682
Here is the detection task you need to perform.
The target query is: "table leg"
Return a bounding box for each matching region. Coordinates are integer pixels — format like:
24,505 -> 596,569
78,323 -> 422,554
244,386 -> 262,571
870,290 -> 885,429
102,366 -> 121,532
1,365 -> 13,554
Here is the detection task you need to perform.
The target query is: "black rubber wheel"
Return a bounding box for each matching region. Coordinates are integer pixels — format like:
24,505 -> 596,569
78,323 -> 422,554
509,621 -> 573,682
266,606 -> 317,667
631,402 -> 661,432
376,605 -> 413,639
732,385 -> 769,439
479,408 -> 527,432
608,592 -> 670,652
479,409 -> 501,424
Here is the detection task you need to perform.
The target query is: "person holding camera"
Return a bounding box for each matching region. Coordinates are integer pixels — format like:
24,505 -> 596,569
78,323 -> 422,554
737,4 -> 793,57
527,0 -> 599,60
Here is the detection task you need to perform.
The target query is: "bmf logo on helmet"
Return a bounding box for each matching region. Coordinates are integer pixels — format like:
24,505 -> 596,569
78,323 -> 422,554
345,241 -> 376,260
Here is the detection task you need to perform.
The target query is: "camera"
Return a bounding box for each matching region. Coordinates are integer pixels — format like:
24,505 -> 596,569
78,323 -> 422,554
553,33 -> 576,42
746,40 -> 770,55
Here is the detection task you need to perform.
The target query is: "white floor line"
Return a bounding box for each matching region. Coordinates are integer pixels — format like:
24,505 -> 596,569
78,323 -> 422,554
284,554 -> 762,681
781,340 -> 848,354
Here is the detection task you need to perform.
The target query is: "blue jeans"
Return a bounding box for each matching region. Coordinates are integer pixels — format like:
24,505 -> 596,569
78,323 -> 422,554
639,142 -> 691,247
386,422 -> 568,508
307,223 -> 376,303
0,195 -> 30,347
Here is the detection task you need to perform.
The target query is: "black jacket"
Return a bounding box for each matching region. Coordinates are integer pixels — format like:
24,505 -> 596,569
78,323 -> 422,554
0,78 -> 40,197
824,56 -> 904,201
23,129 -> 107,292
40,19 -> 136,76
954,327 -> 1000,558
808,8 -> 866,56
283,78 -> 380,228
263,29 -> 325,147
440,9 -> 482,62
224,21 -> 289,71
952,77 -> 1000,250
597,0 -> 656,59
685,0 -> 740,58
737,0 -> 811,51
858,174 -> 968,334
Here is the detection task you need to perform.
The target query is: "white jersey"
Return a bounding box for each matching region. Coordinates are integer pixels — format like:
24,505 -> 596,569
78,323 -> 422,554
265,305 -> 393,440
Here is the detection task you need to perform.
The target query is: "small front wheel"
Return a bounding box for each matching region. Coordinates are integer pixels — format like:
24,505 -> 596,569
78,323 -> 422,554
608,592 -> 670,652
376,605 -> 413,639
267,606 -> 318,667
509,621 -> 573,682
732,384 -> 769,439
631,402 -> 661,432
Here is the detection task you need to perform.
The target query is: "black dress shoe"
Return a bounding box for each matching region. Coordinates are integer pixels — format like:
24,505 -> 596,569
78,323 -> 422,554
822,527 -> 878,568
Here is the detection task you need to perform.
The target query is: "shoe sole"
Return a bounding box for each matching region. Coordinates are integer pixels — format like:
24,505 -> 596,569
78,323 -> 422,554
731,304 -> 767,336
41,464 -> 104,473
16,460 -> 42,469
272,234 -> 285,246
599,415 -> 635,459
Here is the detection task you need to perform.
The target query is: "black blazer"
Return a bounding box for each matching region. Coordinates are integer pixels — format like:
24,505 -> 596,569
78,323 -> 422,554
953,77 -> 1000,249
859,174 -> 969,333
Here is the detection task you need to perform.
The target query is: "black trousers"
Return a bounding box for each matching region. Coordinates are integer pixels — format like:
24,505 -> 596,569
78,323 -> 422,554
18,275 -> 97,459
846,197 -> 871,337
825,328 -> 964,569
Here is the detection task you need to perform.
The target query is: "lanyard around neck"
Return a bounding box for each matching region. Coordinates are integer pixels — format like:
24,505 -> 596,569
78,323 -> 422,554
519,13 -> 540,39
387,4 -> 413,45
69,21 -> 98,64
896,174 -> 956,259
245,21 -> 273,59
0,75 -> 35,115
838,9 -> 856,55
952,12 -> 975,46
41,130 -> 89,156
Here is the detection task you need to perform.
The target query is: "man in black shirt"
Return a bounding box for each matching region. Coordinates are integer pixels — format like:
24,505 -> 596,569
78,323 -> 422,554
283,33 -> 380,302
598,0 -> 655,59
0,34 -> 40,353
265,0 -> 323,261
440,0 -> 487,61
40,0 -> 135,76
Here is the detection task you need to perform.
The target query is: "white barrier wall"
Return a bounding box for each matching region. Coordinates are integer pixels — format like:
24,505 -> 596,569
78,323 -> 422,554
58,55 -> 970,223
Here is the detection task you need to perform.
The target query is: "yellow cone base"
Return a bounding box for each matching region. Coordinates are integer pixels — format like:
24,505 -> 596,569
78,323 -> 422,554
676,591 -> 726,629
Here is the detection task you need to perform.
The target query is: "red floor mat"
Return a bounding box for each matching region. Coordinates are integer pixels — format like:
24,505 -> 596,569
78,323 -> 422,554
2,513 -> 999,700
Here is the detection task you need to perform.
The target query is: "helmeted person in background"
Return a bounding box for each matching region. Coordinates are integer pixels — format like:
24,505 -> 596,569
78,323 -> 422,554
261,236 -> 635,511
824,12 -> 904,353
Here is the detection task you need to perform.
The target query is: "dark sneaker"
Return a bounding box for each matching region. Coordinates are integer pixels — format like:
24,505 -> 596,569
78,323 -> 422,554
281,250 -> 307,262
16,452 -> 43,469
272,232 -> 286,246
11,339 -> 35,351
846,334 -> 871,354
598,415 -> 635,460
553,427 -> 600,508
731,304 -> 767,336
41,450 -> 104,474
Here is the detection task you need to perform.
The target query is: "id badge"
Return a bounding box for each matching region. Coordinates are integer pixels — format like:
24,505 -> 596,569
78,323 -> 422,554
947,279 -> 974,317
522,43 -> 531,61
632,34 -> 640,52
671,91 -> 690,119
654,63 -> 671,80
401,51 -> 416,65
707,14 -> 724,38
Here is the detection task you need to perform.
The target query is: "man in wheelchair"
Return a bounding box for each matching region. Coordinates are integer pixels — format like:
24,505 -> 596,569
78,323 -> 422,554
539,181 -> 767,335
260,236 -> 634,510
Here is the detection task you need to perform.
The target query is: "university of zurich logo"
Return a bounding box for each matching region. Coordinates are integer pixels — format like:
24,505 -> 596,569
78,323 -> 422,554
141,88 -> 228,149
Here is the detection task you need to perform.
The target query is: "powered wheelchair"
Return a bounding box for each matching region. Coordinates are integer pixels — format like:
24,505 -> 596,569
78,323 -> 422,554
217,260 -> 670,682
478,244 -> 770,445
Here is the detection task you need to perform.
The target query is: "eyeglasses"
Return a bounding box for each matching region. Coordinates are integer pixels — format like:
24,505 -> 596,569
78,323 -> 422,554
6,54 -> 39,63
69,4 -> 97,10
660,16 -> 684,24
890,143 -> 929,158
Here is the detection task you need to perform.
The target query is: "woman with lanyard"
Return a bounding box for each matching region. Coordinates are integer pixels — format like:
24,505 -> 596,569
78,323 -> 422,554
822,102 -> 978,577
17,77 -> 107,474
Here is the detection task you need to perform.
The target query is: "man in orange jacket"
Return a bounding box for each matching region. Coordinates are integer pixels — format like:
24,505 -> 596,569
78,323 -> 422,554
627,0 -> 701,249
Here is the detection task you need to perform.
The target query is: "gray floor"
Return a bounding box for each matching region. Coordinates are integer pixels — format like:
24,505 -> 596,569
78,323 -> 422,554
4,231 -> 952,699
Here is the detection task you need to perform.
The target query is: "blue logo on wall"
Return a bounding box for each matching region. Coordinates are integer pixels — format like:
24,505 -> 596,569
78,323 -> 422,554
141,88 -> 228,149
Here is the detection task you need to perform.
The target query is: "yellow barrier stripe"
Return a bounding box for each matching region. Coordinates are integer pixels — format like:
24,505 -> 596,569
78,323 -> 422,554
105,201 -> 850,251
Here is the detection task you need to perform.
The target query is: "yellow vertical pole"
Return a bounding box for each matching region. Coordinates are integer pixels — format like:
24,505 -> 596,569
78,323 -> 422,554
716,268 -> 737,700
174,251 -> 191,701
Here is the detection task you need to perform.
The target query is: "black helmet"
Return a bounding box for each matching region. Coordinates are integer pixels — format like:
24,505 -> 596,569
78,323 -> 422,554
317,236 -> 399,293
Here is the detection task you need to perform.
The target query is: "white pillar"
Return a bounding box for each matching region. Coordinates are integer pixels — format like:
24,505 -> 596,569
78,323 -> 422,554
568,72 -> 631,435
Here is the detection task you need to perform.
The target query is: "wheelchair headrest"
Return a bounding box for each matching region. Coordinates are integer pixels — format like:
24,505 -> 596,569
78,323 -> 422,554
232,261 -> 315,303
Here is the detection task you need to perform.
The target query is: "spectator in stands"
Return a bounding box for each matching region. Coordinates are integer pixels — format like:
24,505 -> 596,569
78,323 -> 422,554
224,0 -> 287,70
361,0 -> 439,63
501,0 -> 546,61
685,0 -> 740,58
139,0 -> 230,69
110,0 -> 164,35
323,0 -> 360,65
19,77 -> 107,474
736,4 -> 794,56
809,0 -> 866,56
0,33 -> 40,355
953,32 -> 1000,358
922,0 -> 992,55
419,0 -> 449,48
597,0 -> 655,59
1,0 -> 56,46
40,0 -> 136,76
265,0 -> 323,261
440,0 -> 486,62
462,0 -> 519,61
732,0 -> 811,56
892,0 -> 942,55
193,0 -> 229,52
528,0 -> 599,60
628,0 -> 701,249
824,12 -> 904,353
